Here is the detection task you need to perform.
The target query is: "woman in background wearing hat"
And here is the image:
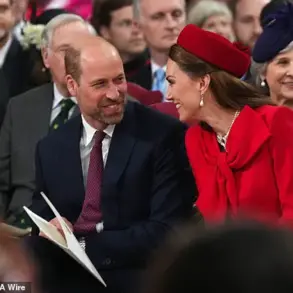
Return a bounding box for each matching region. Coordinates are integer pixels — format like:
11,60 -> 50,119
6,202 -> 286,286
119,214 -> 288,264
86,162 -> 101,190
166,23 -> 293,224
252,2 -> 293,108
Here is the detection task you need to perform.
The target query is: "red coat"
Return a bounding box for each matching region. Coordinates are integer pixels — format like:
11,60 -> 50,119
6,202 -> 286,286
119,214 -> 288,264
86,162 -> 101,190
185,105 -> 293,225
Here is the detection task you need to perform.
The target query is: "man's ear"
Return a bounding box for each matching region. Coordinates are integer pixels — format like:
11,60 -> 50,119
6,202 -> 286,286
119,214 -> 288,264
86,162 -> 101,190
99,25 -> 111,40
66,75 -> 78,97
41,47 -> 50,69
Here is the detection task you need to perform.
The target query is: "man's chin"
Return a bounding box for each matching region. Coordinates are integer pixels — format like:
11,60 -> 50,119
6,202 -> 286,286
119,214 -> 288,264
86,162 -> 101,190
102,112 -> 124,125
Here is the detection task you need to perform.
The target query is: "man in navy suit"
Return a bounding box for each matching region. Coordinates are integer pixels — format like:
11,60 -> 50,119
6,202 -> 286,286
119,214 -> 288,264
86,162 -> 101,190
27,36 -> 196,293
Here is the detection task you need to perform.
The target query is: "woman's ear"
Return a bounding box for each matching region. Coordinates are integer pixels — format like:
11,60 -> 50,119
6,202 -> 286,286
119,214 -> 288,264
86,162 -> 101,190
199,74 -> 211,95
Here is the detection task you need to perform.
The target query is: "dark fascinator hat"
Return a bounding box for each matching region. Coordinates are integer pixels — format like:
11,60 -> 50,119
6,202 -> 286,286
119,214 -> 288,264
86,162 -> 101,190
252,2 -> 293,63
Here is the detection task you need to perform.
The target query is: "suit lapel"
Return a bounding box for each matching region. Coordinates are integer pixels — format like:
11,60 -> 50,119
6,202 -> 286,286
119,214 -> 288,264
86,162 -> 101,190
101,102 -> 136,226
61,116 -> 85,207
59,104 -> 137,225
103,102 -> 136,185
72,104 -> 80,117
32,83 -> 54,138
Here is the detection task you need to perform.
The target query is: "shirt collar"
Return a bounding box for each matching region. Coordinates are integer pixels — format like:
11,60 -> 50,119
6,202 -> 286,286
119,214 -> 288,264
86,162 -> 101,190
53,83 -> 77,109
14,20 -> 26,39
0,36 -> 12,67
81,115 -> 115,147
151,60 -> 167,76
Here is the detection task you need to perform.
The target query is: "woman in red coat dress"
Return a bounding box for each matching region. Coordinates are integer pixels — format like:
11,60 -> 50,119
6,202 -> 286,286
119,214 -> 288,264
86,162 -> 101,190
166,21 -> 293,225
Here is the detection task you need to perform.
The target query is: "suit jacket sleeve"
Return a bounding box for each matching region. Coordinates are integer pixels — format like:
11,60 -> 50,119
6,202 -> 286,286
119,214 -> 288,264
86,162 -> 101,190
31,142 -> 53,226
0,100 -> 12,217
269,107 -> 293,225
85,123 -> 195,269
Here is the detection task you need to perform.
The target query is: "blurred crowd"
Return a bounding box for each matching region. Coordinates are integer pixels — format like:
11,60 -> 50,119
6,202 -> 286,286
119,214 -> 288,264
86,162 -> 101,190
1,0 -> 293,293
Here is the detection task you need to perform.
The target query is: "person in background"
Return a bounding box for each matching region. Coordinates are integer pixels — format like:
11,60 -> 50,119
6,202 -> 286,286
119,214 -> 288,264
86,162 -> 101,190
260,0 -> 293,27
129,0 -> 186,100
188,0 -> 235,41
242,0 -> 292,87
144,221 -> 293,293
25,9 -> 70,88
227,0 -> 270,49
26,0 -> 92,20
96,0 -> 147,78
166,23 -> 293,225
11,0 -> 29,41
0,0 -> 32,98
252,2 -> 293,107
0,226 -> 39,291
0,14 -> 96,228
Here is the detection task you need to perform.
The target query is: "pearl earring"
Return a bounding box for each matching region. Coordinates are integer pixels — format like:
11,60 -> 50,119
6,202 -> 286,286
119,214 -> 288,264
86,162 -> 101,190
261,80 -> 266,87
199,94 -> 204,107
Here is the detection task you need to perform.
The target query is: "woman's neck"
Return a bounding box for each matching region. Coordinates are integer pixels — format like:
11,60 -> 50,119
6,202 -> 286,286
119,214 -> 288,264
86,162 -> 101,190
199,102 -> 239,136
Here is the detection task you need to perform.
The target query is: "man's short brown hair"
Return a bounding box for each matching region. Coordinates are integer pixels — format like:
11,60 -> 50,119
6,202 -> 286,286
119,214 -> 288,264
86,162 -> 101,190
64,46 -> 82,83
227,0 -> 241,17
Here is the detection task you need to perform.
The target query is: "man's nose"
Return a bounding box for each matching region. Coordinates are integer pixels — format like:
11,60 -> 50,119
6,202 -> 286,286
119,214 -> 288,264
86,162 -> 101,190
165,14 -> 177,29
132,21 -> 141,34
106,84 -> 120,99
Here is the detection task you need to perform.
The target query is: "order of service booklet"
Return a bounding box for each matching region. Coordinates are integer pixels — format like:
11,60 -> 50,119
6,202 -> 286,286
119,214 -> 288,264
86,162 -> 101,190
23,192 -> 106,287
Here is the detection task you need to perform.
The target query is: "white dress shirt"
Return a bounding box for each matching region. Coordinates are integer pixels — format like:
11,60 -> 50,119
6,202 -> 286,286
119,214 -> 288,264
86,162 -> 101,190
0,36 -> 12,68
151,60 -> 168,101
13,20 -> 26,42
50,84 -> 77,124
80,116 -> 115,185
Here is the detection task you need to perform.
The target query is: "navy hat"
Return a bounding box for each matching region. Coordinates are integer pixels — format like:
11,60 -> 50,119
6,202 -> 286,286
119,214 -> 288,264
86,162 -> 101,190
252,2 -> 293,63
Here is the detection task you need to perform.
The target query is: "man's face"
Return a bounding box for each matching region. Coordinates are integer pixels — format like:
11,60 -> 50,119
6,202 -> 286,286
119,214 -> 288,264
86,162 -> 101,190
0,0 -> 14,41
101,5 -> 146,61
70,47 -> 128,126
42,21 -> 92,93
139,0 -> 186,53
11,0 -> 28,24
233,0 -> 269,49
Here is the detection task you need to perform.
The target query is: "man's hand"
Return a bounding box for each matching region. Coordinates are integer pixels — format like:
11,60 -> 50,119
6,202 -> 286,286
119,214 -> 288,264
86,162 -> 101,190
39,217 -> 73,239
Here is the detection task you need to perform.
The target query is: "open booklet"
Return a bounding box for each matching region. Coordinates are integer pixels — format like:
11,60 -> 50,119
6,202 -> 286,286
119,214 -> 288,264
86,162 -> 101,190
23,192 -> 106,287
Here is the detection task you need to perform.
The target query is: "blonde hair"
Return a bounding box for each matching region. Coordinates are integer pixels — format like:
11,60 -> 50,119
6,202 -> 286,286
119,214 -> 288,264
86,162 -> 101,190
188,0 -> 232,27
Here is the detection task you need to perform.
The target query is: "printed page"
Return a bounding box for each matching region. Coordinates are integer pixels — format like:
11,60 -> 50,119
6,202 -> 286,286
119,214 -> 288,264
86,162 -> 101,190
23,207 -> 67,247
24,193 -> 106,287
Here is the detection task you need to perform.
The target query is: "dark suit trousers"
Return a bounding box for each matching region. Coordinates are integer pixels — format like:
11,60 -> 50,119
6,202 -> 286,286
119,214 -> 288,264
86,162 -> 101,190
23,236 -> 143,293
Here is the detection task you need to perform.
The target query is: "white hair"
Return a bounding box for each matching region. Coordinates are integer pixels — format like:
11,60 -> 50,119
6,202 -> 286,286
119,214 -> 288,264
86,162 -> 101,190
133,0 -> 141,19
41,13 -> 96,48
253,41 -> 293,87
188,0 -> 232,27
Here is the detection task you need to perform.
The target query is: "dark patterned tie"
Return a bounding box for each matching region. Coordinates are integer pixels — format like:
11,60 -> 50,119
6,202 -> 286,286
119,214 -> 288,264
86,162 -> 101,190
74,131 -> 106,234
50,99 -> 75,131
